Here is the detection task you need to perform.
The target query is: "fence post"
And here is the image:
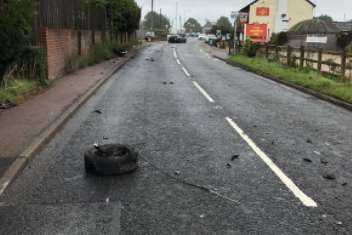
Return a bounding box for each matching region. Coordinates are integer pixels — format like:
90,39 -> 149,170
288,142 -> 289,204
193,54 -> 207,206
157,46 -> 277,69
287,46 -> 292,66
300,46 -> 305,69
341,50 -> 347,79
265,44 -> 269,58
317,48 -> 322,72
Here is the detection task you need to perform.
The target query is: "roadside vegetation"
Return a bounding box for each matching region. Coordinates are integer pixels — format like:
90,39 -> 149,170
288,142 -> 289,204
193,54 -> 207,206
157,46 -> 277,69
228,54 -> 352,104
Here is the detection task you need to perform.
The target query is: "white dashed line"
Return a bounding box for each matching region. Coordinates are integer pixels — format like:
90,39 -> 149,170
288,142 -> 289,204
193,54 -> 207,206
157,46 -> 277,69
225,117 -> 318,208
182,67 -> 191,77
192,81 -> 215,103
176,59 -> 181,65
173,49 -> 178,59
0,181 -> 9,196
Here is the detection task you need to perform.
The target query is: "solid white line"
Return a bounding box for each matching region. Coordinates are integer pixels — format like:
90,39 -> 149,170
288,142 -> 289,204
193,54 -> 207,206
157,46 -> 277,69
225,117 -> 318,208
176,59 -> 181,65
182,67 -> 191,77
192,81 -> 215,103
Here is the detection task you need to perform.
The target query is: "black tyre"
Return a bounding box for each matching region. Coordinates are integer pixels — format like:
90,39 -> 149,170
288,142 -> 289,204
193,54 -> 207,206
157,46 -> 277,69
84,144 -> 138,176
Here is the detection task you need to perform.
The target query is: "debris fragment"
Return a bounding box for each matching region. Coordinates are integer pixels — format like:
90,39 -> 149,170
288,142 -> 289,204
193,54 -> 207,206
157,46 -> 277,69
271,140 -> 275,145
200,214 -> 205,219
306,138 -> 313,144
253,125 -> 257,128
337,221 -> 343,225
103,137 -> 109,140
313,151 -> 321,156
162,82 -> 168,85
169,82 -> 174,85
231,155 -> 239,161
174,171 -> 180,176
226,163 -> 232,168
105,198 -> 110,204
342,182 -> 348,186
303,158 -> 312,163
320,159 -> 328,165
94,109 -> 102,114
323,173 -> 336,180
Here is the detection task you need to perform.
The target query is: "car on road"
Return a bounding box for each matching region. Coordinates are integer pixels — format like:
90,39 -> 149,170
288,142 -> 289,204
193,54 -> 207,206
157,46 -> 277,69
168,34 -> 187,43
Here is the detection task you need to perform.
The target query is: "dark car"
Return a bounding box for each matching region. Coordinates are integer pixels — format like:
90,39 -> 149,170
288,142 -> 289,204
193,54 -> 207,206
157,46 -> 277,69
168,35 -> 187,43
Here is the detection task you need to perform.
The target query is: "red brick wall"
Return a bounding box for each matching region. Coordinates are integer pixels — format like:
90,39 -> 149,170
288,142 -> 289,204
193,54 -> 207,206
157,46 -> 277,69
41,27 -> 104,80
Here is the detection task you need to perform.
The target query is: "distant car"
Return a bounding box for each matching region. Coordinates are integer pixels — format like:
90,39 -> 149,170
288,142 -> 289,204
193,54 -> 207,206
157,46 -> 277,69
205,34 -> 217,43
198,34 -> 206,40
168,34 -> 187,43
144,31 -> 155,41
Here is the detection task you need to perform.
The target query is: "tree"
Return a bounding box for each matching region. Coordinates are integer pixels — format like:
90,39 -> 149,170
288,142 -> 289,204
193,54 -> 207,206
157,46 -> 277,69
315,14 -> 334,22
143,11 -> 171,32
211,16 -> 233,35
108,0 -> 141,33
183,18 -> 202,33
0,0 -> 35,78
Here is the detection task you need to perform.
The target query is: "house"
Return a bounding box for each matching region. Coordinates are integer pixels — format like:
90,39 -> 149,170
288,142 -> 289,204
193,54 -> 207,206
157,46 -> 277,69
288,19 -> 351,51
239,0 -> 315,42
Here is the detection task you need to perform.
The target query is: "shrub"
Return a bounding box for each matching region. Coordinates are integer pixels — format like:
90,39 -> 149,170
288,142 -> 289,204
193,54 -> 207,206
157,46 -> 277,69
242,39 -> 258,57
270,32 -> 288,46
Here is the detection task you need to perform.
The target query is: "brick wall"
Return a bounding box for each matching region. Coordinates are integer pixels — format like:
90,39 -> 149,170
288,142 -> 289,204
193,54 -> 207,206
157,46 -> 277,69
41,27 -> 103,80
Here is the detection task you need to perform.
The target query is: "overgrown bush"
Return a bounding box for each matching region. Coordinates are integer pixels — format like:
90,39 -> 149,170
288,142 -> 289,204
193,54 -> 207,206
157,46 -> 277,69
242,39 -> 258,57
269,32 -> 288,46
0,0 -> 35,80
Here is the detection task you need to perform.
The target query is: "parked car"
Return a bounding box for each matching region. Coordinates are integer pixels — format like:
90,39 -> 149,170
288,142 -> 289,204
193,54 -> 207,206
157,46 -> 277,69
198,34 -> 206,40
205,34 -> 217,43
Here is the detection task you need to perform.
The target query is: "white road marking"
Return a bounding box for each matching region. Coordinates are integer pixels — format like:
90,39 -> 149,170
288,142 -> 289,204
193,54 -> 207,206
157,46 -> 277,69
182,67 -> 191,77
192,81 -> 215,103
213,58 -> 219,62
176,59 -> 181,65
173,49 -> 178,59
225,117 -> 318,208
0,181 -> 9,196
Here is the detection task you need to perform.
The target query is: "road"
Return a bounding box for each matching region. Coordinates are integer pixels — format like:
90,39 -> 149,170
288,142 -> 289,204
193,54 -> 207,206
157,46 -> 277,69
0,39 -> 352,234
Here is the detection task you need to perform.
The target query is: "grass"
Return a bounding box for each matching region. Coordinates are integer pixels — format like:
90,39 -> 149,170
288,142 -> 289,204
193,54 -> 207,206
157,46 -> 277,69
0,79 -> 40,105
65,40 -> 141,74
228,55 -> 352,104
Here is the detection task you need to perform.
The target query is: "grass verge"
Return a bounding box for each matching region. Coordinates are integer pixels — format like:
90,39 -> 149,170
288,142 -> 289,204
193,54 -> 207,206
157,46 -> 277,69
0,79 -> 41,106
228,55 -> 352,104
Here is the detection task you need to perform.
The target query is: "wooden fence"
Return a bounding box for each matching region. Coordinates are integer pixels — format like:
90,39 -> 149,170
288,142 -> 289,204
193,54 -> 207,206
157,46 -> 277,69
258,45 -> 352,80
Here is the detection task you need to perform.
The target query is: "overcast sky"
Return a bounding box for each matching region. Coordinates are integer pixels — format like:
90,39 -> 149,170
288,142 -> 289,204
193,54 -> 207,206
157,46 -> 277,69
135,0 -> 352,29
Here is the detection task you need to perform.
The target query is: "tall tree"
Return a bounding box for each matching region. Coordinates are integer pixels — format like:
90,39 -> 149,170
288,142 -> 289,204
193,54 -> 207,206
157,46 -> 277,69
143,11 -> 171,32
315,14 -> 334,22
108,0 -> 141,33
183,18 -> 202,33
211,16 -> 233,35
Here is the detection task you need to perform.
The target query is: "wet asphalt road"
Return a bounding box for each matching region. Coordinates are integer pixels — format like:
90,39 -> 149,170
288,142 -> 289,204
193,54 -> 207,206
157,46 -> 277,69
1,39 -> 352,234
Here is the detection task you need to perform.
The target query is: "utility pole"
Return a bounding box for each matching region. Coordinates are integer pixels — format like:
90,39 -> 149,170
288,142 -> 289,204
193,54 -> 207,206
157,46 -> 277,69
160,8 -> 162,31
175,2 -> 178,33
151,0 -> 154,31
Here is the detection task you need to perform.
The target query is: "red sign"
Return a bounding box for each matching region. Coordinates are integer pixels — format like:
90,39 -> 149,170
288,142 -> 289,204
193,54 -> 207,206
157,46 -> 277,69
256,7 -> 270,16
245,24 -> 268,43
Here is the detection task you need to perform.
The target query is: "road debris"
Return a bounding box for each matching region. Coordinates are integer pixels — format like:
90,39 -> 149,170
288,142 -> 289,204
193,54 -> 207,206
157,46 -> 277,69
174,171 -> 181,176
323,173 -> 336,180
169,82 -> 174,85
200,214 -> 206,219
320,159 -> 329,165
231,155 -> 240,161
226,163 -> 232,168
303,158 -> 312,163
313,151 -> 321,156
342,182 -> 348,186
85,143 -> 138,176
94,109 -> 102,114
306,138 -> 313,144
162,82 -> 168,85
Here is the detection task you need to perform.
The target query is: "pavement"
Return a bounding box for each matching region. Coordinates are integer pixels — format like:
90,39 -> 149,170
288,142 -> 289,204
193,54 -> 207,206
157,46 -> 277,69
0,39 -> 352,234
0,48 -> 139,181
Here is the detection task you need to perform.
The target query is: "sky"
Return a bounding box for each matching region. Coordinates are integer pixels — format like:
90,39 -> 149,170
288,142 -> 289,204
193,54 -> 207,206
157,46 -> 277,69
135,0 -> 352,30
